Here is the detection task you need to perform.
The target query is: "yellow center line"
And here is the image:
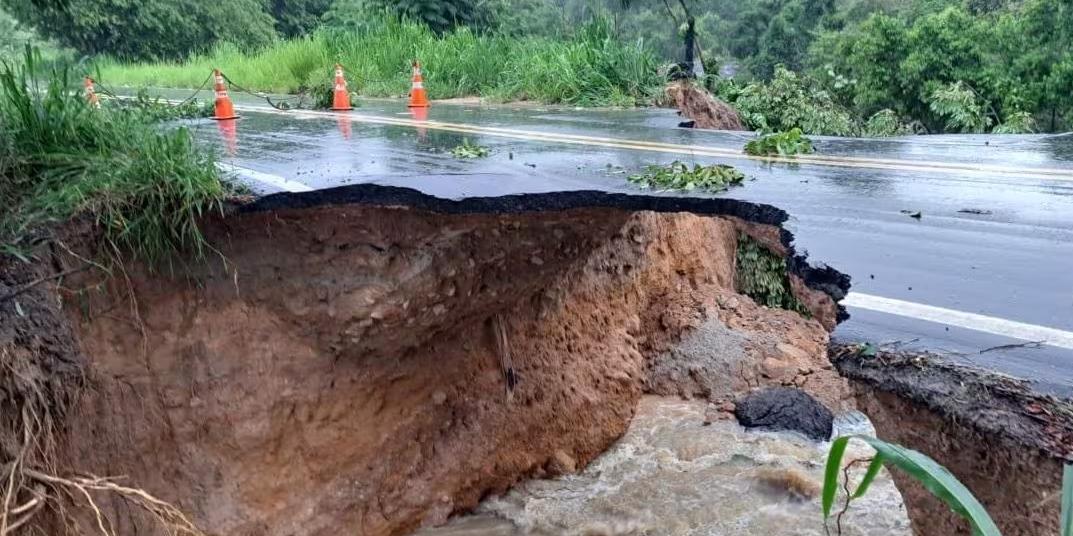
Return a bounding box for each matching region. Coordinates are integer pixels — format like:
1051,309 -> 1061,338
236,103 -> 1073,181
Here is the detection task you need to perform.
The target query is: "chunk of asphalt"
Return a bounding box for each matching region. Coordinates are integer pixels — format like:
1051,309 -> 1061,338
734,387 -> 834,441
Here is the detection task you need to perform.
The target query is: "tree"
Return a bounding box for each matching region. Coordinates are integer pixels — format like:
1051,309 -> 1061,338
362,0 -> 494,33
2,0 -> 278,61
269,0 -> 332,37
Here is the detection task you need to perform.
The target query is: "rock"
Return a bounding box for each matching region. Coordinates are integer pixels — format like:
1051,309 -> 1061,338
431,391 -> 447,405
734,387 -> 833,441
760,357 -> 794,381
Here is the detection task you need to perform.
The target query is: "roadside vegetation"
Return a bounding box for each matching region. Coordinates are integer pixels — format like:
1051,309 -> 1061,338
628,160 -> 744,192
823,434 -> 1073,536
0,49 -> 226,267
3,0 -> 1070,133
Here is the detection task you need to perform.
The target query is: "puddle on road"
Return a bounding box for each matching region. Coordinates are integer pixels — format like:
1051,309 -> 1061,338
418,397 -> 911,536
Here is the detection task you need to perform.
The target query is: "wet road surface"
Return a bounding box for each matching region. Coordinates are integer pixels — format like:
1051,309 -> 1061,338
156,92 -> 1073,393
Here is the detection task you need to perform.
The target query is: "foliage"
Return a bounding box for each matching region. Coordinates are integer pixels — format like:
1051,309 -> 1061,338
449,138 -> 490,158
735,233 -> 809,315
718,66 -> 858,136
627,160 -> 745,192
0,49 -> 225,266
2,0 -> 279,61
97,16 -> 663,107
809,0 -> 1073,132
861,108 -> 912,137
270,0 -> 333,38
111,88 -> 214,121
993,110 -> 1036,134
823,435 -> 1001,536
744,128 -> 814,156
928,81 -> 991,133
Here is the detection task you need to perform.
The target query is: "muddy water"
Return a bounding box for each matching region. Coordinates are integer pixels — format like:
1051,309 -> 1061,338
418,397 -> 910,536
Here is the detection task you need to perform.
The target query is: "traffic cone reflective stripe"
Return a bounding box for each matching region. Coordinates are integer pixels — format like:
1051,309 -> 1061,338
408,60 -> 430,108
84,77 -> 100,108
331,63 -> 353,111
212,69 -> 239,121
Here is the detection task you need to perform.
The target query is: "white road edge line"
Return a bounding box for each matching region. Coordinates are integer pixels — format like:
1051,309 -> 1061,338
845,293 -> 1073,350
215,162 -> 313,193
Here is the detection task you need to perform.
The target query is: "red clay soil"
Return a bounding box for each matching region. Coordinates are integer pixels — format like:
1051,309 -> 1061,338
1,196 -> 843,536
665,80 -> 745,130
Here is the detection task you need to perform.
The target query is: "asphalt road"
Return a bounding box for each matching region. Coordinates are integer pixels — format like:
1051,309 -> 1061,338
153,91 -> 1073,394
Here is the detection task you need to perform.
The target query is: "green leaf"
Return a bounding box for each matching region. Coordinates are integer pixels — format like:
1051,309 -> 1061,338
1061,464 -> 1073,536
852,453 -> 886,499
822,436 -> 850,518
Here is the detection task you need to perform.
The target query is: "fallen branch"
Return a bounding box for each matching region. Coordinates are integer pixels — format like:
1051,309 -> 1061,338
979,340 -> 1045,353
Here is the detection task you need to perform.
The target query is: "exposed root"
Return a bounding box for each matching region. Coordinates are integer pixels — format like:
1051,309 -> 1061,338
492,314 -> 517,401
0,348 -> 206,536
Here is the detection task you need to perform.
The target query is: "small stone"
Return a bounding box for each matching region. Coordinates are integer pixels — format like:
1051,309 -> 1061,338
760,358 -> 794,381
776,343 -> 810,362
369,310 -> 385,320
530,255 -> 544,266
432,304 -> 446,315
432,391 -> 447,405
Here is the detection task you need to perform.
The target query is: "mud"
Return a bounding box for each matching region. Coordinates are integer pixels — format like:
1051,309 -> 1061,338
833,345 -> 1073,536
664,80 -> 745,131
0,185 -> 848,536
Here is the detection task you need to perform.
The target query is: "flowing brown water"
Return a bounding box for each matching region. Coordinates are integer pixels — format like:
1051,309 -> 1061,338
419,397 -> 911,536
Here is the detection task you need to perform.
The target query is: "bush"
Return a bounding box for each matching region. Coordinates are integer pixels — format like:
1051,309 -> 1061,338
0,49 -> 225,266
744,128 -> 814,156
717,66 -> 859,136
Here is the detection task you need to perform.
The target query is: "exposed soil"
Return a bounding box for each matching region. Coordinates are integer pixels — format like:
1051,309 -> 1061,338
833,344 -> 1073,536
0,185 -> 847,536
665,80 -> 745,131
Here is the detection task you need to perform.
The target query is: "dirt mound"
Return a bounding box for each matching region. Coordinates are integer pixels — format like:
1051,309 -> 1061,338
1,186 -> 847,536
665,80 -> 745,131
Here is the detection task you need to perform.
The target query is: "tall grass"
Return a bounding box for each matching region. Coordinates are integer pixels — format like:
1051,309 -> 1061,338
96,17 -> 663,106
0,48 -> 225,266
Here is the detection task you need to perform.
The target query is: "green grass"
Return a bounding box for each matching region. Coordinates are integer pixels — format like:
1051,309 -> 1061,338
95,17 -> 663,107
0,49 -> 226,267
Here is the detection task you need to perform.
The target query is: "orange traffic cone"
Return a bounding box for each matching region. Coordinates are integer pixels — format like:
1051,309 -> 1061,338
84,76 -> 100,108
408,60 -> 430,108
212,69 -> 239,121
331,64 -> 353,111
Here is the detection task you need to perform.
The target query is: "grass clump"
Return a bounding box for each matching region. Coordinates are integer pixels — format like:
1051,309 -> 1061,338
628,160 -> 745,193
744,128 -> 815,157
450,138 -> 491,158
95,16 -> 663,107
0,49 -> 225,266
735,233 -> 809,315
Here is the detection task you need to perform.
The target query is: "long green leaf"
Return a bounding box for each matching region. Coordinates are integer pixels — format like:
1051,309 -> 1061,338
852,453 -> 886,499
1061,464 -> 1073,536
822,436 -> 850,518
854,436 -> 1002,536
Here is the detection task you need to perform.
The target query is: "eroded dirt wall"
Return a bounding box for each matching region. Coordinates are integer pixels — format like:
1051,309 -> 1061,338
47,196 -> 836,536
835,347 -> 1073,536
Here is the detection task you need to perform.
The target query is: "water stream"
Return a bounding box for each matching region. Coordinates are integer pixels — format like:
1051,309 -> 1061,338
418,396 -> 911,536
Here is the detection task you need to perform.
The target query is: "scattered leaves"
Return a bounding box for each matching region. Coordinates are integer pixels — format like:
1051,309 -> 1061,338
450,138 -> 491,158
628,160 -> 745,192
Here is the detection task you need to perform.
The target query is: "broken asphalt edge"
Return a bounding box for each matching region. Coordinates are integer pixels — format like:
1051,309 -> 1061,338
241,183 -> 852,321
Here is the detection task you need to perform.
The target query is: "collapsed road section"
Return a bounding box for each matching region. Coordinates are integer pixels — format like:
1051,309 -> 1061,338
0,185 -> 850,536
